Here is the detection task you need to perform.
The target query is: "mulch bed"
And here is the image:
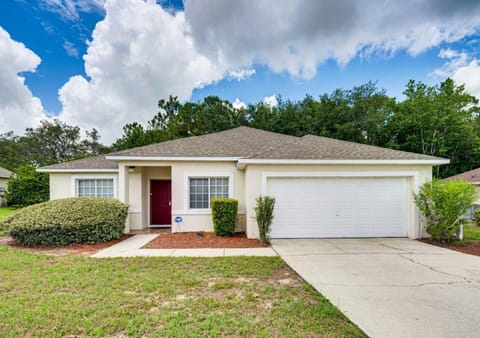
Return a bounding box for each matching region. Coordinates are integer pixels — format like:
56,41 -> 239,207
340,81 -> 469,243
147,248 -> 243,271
144,232 -> 267,249
419,238 -> 480,257
0,234 -> 132,256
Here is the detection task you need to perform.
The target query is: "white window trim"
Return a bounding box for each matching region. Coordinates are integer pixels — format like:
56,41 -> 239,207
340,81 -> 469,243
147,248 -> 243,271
183,172 -> 234,213
70,174 -> 118,199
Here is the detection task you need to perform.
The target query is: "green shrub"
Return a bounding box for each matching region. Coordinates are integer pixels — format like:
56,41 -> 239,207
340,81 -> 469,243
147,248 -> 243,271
0,197 -> 128,246
211,198 -> 238,236
5,165 -> 49,207
474,208 -> 480,225
414,179 -> 476,243
254,195 -> 275,245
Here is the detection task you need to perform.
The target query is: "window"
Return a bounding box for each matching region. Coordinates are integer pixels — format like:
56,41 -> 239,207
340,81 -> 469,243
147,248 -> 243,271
77,179 -> 114,198
189,177 -> 229,209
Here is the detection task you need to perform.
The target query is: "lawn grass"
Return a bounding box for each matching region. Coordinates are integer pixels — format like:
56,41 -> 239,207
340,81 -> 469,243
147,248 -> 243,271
0,247 -> 364,337
464,222 -> 480,240
0,207 -> 20,236
0,207 -> 18,220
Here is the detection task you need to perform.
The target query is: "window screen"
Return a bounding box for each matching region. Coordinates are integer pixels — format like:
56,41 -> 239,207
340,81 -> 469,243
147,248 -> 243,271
189,177 -> 229,208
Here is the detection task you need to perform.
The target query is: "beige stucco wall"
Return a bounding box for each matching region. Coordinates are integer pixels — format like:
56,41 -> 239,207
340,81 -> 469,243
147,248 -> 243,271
48,162 -> 435,238
117,161 -> 246,232
244,163 -> 433,239
0,177 -> 9,189
49,173 -> 119,200
0,178 -> 8,206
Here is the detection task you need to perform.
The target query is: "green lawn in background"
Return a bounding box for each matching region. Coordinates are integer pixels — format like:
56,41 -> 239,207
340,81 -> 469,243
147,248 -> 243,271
464,222 -> 480,241
0,207 -> 19,236
0,207 -> 18,220
0,248 -> 365,337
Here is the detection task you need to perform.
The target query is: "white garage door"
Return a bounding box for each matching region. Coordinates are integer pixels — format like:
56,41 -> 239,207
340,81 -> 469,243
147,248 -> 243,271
267,177 -> 409,238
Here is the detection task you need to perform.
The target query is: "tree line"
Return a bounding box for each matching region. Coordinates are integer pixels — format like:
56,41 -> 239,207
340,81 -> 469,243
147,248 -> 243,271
1,78 -> 478,179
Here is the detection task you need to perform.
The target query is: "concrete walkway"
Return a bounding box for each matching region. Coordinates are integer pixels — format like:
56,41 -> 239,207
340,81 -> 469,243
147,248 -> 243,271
272,238 -> 480,338
92,234 -> 277,258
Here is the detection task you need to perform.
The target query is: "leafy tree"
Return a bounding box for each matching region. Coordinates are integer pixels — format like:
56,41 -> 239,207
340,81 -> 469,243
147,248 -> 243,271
414,179 -> 476,242
113,96 -> 248,150
0,132 -> 29,171
388,79 -> 479,177
0,120 -> 109,169
5,165 -> 49,207
112,79 -> 480,179
112,122 -> 149,151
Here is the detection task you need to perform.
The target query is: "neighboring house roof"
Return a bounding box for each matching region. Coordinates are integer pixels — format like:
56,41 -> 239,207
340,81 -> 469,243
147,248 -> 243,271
445,167 -> 480,183
38,127 -> 448,171
0,167 -> 13,178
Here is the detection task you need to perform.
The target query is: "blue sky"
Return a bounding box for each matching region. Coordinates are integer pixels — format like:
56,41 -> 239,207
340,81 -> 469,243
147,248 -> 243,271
1,0 -> 479,143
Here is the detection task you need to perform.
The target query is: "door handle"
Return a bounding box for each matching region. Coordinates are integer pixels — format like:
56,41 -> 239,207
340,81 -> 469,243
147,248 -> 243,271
169,200 -> 172,206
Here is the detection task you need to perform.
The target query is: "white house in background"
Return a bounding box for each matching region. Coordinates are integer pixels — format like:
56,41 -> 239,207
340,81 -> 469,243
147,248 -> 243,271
0,167 -> 14,206
38,127 -> 449,239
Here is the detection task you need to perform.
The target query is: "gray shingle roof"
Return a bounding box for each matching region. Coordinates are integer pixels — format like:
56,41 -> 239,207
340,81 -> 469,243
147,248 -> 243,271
39,127 -> 446,171
109,127 -> 442,161
445,167 -> 480,182
109,127 -> 299,158
39,155 -> 118,171
0,167 -> 13,178
250,134 -> 441,160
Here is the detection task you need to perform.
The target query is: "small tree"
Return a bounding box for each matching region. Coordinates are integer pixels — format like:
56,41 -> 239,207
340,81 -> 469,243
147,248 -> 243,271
414,179 -> 475,242
254,196 -> 275,245
5,165 -> 49,207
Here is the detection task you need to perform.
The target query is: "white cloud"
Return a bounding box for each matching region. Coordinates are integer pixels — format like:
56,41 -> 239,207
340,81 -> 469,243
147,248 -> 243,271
185,0 -> 480,79
432,48 -> 480,99
41,0 -> 105,21
63,40 -> 79,57
232,98 -> 247,109
0,27 -> 47,134
263,94 -> 278,107
451,60 -> 480,99
58,0 -> 225,143
431,48 -> 470,77
227,68 -> 255,81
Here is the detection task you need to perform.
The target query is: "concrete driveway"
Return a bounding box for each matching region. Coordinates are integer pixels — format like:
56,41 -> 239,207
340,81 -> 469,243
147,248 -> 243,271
272,238 -> 480,338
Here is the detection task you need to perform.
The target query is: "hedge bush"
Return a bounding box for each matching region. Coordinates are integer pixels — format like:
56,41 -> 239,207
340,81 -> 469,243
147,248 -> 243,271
473,208 -> 480,225
0,197 -> 128,246
211,198 -> 238,236
254,195 -> 276,245
5,165 -> 49,207
414,179 -> 476,242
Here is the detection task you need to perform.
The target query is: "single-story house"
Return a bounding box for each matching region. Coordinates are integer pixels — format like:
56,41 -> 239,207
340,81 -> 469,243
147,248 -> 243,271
445,168 -> 480,220
0,167 -> 14,206
38,127 -> 449,239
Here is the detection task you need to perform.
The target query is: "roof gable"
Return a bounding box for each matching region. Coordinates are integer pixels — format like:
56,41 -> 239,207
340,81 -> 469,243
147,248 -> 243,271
0,167 -> 13,178
445,167 -> 480,182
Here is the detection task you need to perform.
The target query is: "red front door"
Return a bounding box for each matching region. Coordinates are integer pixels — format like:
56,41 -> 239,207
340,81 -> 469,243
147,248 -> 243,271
150,180 -> 171,225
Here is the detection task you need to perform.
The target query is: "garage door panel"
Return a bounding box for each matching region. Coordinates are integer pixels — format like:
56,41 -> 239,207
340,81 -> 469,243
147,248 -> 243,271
267,177 -> 408,238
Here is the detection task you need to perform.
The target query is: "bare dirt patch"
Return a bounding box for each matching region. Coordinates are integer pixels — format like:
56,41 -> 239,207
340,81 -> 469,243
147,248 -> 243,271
143,232 -> 266,249
419,238 -> 480,257
0,235 -> 132,256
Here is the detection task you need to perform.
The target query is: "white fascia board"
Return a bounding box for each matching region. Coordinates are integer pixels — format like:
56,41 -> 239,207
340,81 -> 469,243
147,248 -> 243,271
105,156 -> 240,161
237,159 -> 450,165
36,168 -> 118,173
